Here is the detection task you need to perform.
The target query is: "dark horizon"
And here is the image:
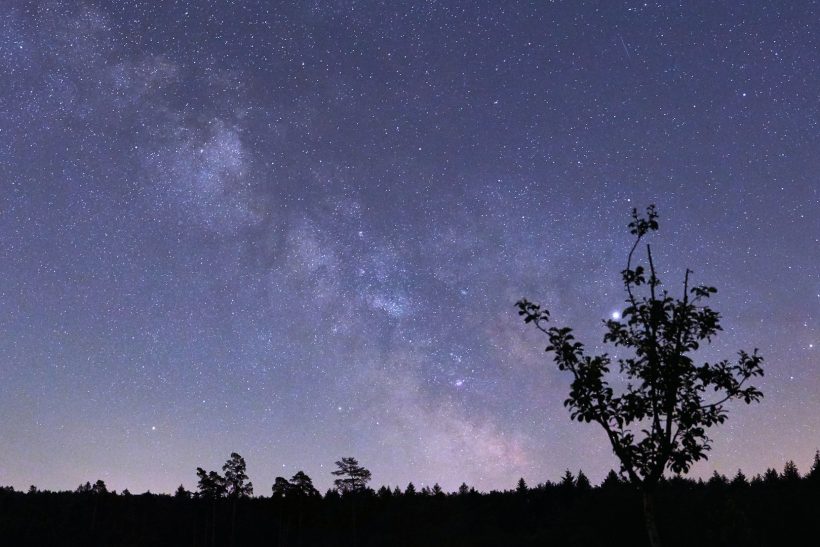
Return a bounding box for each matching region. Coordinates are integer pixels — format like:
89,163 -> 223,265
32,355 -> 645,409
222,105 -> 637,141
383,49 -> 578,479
1,1 -> 817,495
4,461 -> 819,547
9,453 -> 819,497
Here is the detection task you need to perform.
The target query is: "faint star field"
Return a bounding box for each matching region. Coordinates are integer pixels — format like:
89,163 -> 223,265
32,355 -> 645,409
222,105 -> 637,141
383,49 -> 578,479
0,1 -> 817,494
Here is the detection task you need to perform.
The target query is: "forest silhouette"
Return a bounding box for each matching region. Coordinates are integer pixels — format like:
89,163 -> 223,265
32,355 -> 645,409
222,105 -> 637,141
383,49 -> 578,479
2,454 -> 819,546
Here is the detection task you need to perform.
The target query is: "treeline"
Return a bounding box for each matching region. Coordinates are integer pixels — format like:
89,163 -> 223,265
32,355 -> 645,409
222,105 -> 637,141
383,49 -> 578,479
1,454 -> 819,546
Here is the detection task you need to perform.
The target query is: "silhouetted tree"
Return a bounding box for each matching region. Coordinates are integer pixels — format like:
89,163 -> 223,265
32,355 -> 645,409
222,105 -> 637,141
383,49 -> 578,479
221,453 -> 252,547
276,470 -> 319,546
27,485 -> 37,494
222,452 -> 253,498
332,457 -> 371,494
559,470 -> 575,489
516,205 -> 765,547
730,470 -> 748,488
405,482 -> 416,496
782,460 -> 800,482
92,480 -> 108,495
808,450 -> 820,485
432,483 -> 444,497
290,471 -> 319,497
196,468 -> 227,499
516,477 -> 528,494
272,476 -> 292,498
763,468 -> 779,484
458,483 -> 469,496
601,470 -> 622,489
708,471 -> 728,488
576,470 -> 592,491
271,476 -> 293,545
332,457 -> 371,546
76,481 -> 92,494
174,484 -> 192,499
196,465 -> 228,546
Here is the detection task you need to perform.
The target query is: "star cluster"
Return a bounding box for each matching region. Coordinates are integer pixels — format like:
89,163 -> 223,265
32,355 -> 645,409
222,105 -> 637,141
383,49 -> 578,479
0,1 -> 817,494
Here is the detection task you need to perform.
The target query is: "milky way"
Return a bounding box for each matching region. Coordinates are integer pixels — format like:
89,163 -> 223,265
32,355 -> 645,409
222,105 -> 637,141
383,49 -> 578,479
0,1 -> 817,494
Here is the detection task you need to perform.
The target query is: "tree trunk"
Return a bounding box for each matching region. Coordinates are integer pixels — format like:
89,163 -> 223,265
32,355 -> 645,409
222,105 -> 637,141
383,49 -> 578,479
90,498 -> 98,536
211,500 -> 216,547
231,499 -> 237,547
350,496 -> 357,547
642,489 -> 662,547
278,503 -> 288,547
297,498 -> 303,547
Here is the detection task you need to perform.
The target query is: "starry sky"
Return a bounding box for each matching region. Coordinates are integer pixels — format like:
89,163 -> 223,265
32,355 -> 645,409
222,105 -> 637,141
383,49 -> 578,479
0,1 -> 818,495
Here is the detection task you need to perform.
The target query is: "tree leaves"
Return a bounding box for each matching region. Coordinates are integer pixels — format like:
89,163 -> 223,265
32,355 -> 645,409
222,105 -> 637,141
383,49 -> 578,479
628,205 -> 659,236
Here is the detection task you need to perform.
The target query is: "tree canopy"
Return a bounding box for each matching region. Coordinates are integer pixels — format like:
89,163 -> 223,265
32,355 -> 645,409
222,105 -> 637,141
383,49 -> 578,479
517,206 -> 764,485
197,452 -> 253,499
331,457 -> 372,494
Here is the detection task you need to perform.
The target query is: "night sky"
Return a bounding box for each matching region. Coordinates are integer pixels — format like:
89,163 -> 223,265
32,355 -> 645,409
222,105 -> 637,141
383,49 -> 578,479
1,1 -> 818,495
